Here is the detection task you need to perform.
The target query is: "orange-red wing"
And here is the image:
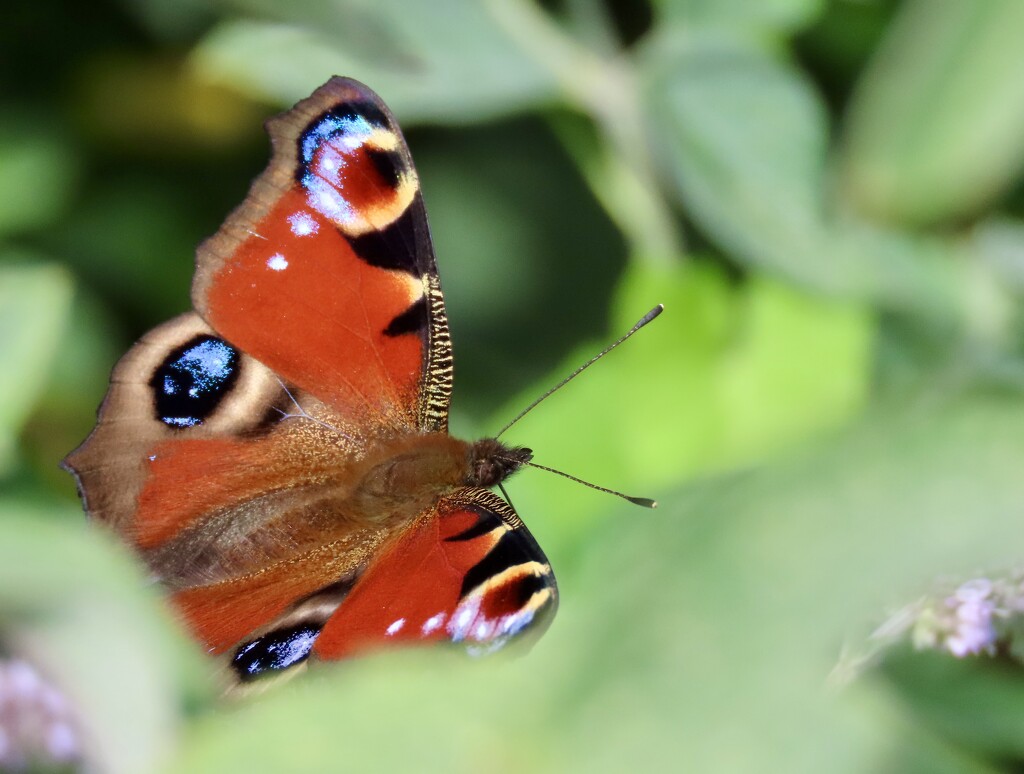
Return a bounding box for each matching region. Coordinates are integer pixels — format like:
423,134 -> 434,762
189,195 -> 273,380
227,489 -> 558,681
193,77 -> 452,434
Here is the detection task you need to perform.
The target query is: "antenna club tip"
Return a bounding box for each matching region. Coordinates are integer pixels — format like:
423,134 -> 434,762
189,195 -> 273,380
627,496 -> 658,509
637,305 -> 664,328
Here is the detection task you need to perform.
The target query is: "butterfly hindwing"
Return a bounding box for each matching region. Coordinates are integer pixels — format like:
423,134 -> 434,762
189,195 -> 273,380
228,488 -> 557,681
193,77 -> 452,433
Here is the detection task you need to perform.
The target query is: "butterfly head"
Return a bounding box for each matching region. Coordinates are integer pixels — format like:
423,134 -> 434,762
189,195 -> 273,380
466,439 -> 532,488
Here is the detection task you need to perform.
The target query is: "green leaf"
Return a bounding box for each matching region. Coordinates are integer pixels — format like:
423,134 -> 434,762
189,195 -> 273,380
841,0 -> 1024,226
881,647 -> 1024,762
0,260 -> 74,475
642,35 -> 839,289
192,2 -> 559,123
0,500 -> 205,774
642,34 -> 977,326
0,113 -> 79,236
22,286 -> 125,497
55,176 -> 199,324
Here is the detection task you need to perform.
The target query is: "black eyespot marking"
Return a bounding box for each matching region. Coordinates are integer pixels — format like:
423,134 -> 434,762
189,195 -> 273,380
365,146 -> 405,190
460,532 -> 531,599
347,202 -> 421,275
151,336 -> 239,429
445,514 -> 497,543
507,572 -> 549,608
232,623 -> 322,681
384,297 -> 427,338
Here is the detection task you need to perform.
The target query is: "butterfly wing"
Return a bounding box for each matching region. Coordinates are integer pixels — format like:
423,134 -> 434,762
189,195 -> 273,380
193,76 -> 452,432
226,488 -> 558,682
65,78 -> 452,552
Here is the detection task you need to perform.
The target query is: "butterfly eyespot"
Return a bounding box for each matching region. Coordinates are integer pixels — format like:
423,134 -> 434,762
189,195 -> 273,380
150,336 -> 240,428
232,623 -> 322,681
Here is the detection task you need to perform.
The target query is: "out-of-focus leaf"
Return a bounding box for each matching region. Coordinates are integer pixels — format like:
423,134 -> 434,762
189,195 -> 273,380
841,0 -> 1024,226
643,34 -> 983,326
642,35 -> 837,288
0,114 -> 78,236
173,390 -> 1024,773
880,648 -> 1024,761
24,287 -> 124,498
494,259 -> 872,555
121,0 -> 217,41
55,176 -> 199,324
971,217 -> 1024,296
74,55 -> 267,153
653,0 -> 824,34
0,260 -> 74,475
192,0 -> 559,123
794,1 -> 895,97
0,500 -> 205,774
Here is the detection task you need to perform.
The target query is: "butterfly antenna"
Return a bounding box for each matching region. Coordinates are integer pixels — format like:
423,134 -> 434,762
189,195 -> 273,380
497,481 -> 518,512
495,305 -> 664,439
524,460 -> 657,509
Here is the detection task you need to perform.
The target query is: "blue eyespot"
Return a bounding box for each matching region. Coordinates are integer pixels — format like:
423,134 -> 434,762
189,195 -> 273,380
151,336 -> 239,428
232,624 -> 321,681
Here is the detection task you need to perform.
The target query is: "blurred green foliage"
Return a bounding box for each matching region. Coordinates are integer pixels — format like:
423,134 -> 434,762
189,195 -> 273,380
3,0 -> 1024,771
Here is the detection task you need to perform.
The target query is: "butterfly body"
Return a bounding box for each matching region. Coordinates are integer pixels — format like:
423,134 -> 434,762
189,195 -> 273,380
64,77 -> 557,684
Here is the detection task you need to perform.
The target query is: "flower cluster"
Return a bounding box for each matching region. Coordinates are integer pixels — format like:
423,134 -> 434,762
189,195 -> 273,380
0,659 -> 82,771
912,578 -> 1001,657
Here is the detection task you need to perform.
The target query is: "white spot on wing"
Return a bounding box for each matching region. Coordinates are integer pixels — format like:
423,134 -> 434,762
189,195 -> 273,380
422,612 -> 447,635
448,597 -> 480,642
267,253 -> 288,271
386,618 -> 405,636
303,174 -> 355,225
287,212 -> 319,237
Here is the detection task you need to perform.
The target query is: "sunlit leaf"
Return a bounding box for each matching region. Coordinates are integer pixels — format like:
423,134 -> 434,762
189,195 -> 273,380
494,259 -> 872,556
192,1 -> 558,123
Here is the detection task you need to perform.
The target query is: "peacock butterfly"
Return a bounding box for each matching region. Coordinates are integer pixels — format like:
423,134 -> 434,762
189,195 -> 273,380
63,77 -> 559,684
64,77 -> 653,686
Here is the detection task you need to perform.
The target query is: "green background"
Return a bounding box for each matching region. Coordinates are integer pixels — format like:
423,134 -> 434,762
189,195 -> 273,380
4,0 -> 1024,771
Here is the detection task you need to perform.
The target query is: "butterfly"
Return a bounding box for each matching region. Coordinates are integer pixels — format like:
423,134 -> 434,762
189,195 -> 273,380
63,77 -> 562,685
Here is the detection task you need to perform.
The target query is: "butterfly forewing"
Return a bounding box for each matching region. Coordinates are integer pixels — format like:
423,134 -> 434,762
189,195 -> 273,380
193,77 -> 453,433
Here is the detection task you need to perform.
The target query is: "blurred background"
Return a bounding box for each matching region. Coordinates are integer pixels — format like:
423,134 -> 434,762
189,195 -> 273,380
4,0 -> 1024,771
